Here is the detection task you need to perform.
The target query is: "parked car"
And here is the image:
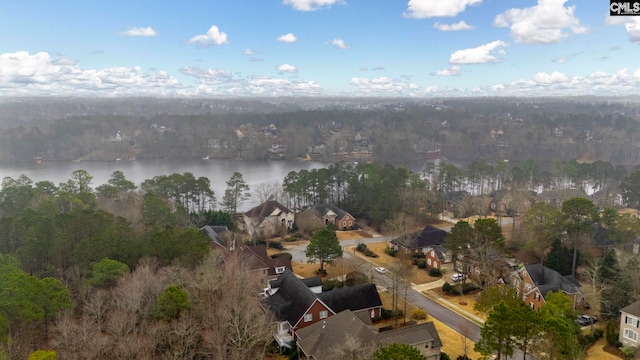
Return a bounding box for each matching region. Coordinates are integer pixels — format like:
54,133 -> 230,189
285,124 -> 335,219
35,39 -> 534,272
374,267 -> 387,274
576,315 -> 597,326
451,273 -> 467,282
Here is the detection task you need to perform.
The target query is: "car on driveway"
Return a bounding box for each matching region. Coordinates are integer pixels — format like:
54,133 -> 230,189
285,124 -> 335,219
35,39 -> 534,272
576,315 -> 597,326
451,273 -> 467,282
374,267 -> 387,274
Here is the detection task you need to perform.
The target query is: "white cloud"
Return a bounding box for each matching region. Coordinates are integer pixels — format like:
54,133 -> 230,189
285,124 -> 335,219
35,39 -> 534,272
606,17 -> 640,42
243,49 -> 254,56
434,20 -> 475,31
180,66 -> 234,84
494,0 -> 587,44
432,66 -> 461,76
188,25 -> 229,46
449,40 -> 508,64
404,0 -> 481,18
118,27 -> 158,37
332,38 -> 349,49
283,0 -> 343,11
277,63 -> 298,74
553,57 -> 568,63
0,51 -> 183,96
350,77 -> 419,94
277,33 -> 298,43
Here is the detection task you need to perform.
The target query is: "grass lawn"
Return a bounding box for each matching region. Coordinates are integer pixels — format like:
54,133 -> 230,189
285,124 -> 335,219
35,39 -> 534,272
291,261 -> 342,279
431,287 -> 486,321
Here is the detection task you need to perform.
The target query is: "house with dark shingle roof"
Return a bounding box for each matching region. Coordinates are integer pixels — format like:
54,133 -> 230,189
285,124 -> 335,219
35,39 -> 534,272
512,263 -> 583,311
201,225 -> 231,250
243,200 -> 294,238
262,269 -> 382,349
296,310 -> 442,360
620,300 -> 640,348
296,203 -> 356,231
239,245 -> 292,288
391,225 -> 448,256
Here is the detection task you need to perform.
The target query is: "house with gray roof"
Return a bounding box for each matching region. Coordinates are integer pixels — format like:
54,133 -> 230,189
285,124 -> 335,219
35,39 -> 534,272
391,225 -> 447,256
296,203 -> 356,232
511,263 -> 583,311
243,200 -> 294,238
620,300 -> 640,348
262,269 -> 382,349
296,310 -> 442,360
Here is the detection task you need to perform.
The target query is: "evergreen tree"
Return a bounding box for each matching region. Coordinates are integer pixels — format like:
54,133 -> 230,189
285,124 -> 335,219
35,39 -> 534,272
305,228 -> 342,272
222,172 -> 250,214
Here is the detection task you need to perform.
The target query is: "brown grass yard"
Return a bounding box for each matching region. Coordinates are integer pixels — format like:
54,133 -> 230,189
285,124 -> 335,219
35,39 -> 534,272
430,287 -> 486,321
336,230 -> 372,240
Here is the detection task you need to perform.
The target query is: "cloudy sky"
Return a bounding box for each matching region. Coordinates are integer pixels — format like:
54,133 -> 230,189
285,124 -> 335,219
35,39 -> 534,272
1,0 -> 639,97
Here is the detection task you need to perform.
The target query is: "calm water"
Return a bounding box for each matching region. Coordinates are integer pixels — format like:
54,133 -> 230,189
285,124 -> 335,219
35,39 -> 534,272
0,159 -> 326,210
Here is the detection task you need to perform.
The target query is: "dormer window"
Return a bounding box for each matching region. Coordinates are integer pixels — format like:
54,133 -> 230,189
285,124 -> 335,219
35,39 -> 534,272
275,266 -> 285,274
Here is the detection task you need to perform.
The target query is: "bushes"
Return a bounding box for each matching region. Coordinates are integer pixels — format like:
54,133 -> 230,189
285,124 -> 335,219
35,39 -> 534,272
322,279 -> 341,292
416,259 -> 427,268
442,282 -> 479,295
381,308 -> 403,320
384,247 -> 397,257
411,309 -> 428,320
271,252 -> 293,261
606,321 -> 619,345
356,243 -> 379,258
442,282 -> 452,293
580,328 -> 603,346
429,268 -> 442,277
346,271 -> 369,287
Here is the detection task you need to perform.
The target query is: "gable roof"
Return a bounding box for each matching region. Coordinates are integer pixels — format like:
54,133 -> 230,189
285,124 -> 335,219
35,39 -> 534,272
241,245 -> 292,276
264,270 -> 321,325
245,200 -> 292,220
317,283 -> 382,313
523,264 -> 581,297
296,310 -> 442,360
392,225 -> 447,249
308,203 -> 352,220
296,310 -> 379,360
201,225 -> 229,249
378,322 -> 442,349
621,300 -> 640,317
265,270 -> 382,327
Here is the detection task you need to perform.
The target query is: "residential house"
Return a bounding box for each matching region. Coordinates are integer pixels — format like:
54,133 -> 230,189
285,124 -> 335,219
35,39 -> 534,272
295,203 -> 356,232
296,310 -> 442,360
424,246 -> 454,272
243,200 -> 295,238
620,300 -> 640,348
262,269 -> 382,349
391,225 -> 447,255
510,264 -> 583,311
240,245 -> 292,288
536,189 -> 588,208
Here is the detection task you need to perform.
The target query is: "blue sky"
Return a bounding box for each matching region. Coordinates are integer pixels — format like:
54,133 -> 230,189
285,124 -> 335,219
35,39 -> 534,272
0,0 -> 639,97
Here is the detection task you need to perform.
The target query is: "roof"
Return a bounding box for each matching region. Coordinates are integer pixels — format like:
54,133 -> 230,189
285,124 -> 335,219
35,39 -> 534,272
378,322 -> 442,349
201,225 -> 229,249
265,271 -> 382,327
317,283 -> 382,313
264,270 -> 320,325
244,200 -> 292,221
523,264 -> 581,297
241,245 -> 292,276
392,225 -> 447,250
621,300 -> 640,317
430,245 -> 451,261
308,203 -> 353,221
296,310 -> 379,360
296,310 -> 442,360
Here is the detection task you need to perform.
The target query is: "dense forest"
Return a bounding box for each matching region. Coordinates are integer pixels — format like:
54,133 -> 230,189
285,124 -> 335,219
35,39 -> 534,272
1,97 -> 640,166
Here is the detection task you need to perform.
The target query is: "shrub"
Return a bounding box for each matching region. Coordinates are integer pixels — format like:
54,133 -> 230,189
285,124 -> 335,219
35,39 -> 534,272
268,241 -> 284,250
412,253 -> 425,259
621,346 -> 636,359
416,259 -> 427,268
429,268 -> 442,277
440,352 -> 452,360
594,328 -> 604,339
381,308 -> 393,319
346,271 -> 369,287
442,282 -> 453,293
456,356 -> 472,360
606,321 -> 618,345
412,309 -> 428,320
271,252 -> 293,260
322,279 -> 340,292
356,243 -> 367,252
356,243 -> 378,257
384,247 -> 397,257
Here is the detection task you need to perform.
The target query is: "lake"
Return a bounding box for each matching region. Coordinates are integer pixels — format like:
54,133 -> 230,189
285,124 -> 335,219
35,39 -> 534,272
0,159 -> 326,210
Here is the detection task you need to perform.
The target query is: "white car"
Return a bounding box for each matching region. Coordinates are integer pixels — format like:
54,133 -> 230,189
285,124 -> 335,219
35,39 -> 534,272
451,273 -> 467,282
374,267 -> 387,274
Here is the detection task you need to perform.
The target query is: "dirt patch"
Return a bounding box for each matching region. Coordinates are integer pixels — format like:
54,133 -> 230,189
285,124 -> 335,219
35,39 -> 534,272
291,261 -> 341,279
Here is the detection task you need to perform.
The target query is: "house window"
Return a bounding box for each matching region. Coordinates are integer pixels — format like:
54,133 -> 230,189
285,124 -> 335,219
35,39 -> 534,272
275,266 -> 285,274
534,293 -> 540,301
304,314 -> 312,322
427,258 -> 432,266
319,310 -> 328,319
434,261 -> 438,268
529,302 -> 534,310
624,329 -> 638,342
343,221 -> 346,227
349,221 -> 353,226
625,316 -> 640,327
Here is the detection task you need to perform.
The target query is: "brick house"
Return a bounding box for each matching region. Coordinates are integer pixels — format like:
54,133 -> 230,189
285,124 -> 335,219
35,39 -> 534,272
510,264 -> 583,311
243,200 -> 294,238
295,203 -> 356,231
